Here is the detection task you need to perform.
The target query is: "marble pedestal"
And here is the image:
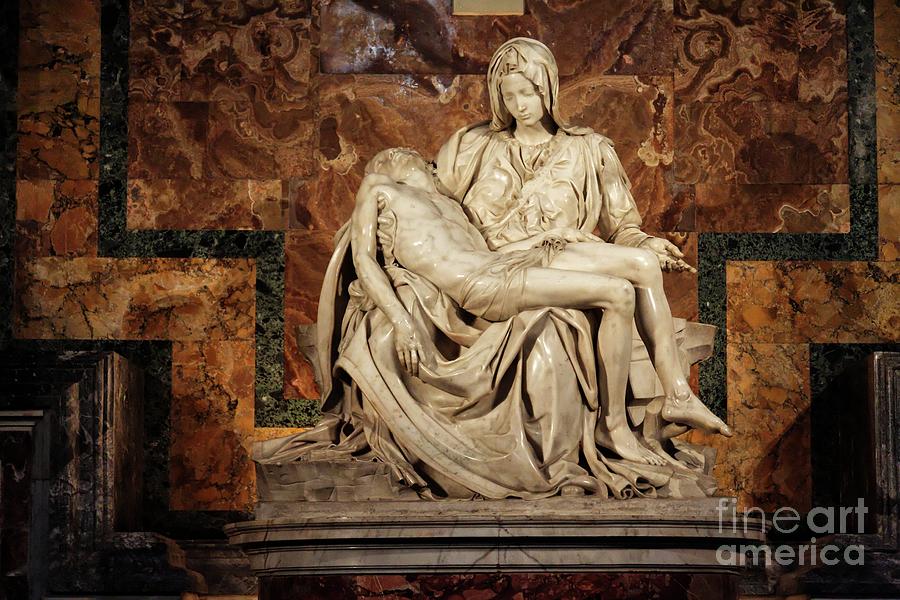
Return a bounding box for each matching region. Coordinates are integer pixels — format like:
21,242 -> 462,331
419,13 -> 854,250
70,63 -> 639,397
226,496 -> 765,577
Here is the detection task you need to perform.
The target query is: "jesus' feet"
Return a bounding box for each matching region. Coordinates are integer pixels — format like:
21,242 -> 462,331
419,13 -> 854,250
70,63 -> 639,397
661,391 -> 733,437
596,424 -> 666,466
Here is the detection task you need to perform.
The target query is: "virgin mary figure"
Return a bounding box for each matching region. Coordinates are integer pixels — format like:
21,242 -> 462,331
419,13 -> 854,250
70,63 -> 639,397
256,38 -> 728,501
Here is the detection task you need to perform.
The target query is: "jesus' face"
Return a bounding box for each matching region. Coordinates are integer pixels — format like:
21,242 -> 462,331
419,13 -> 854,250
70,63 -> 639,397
386,151 -> 433,191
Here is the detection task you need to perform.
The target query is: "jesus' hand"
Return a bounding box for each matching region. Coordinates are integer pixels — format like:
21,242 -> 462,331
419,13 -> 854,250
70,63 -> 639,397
392,317 -> 423,378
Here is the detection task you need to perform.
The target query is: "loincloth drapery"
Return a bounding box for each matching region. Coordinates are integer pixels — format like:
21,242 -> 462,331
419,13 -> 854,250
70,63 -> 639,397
459,236 -> 566,321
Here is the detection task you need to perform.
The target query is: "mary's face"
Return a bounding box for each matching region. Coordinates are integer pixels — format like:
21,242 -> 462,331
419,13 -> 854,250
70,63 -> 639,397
499,72 -> 545,128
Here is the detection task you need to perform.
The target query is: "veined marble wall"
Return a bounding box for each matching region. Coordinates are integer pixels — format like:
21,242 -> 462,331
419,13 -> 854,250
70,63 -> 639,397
3,0 -> 897,519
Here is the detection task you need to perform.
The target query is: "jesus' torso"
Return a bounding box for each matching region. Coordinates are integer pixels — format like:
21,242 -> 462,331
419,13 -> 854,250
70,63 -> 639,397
373,181 -> 497,299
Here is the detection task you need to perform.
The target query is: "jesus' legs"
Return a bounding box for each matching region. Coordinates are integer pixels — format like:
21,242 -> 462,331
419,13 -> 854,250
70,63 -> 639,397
518,268 -> 665,465
548,242 -> 732,437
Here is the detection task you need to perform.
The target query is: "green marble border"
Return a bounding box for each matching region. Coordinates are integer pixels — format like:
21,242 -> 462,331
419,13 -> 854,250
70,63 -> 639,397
698,0 -> 882,416
98,0 -> 316,427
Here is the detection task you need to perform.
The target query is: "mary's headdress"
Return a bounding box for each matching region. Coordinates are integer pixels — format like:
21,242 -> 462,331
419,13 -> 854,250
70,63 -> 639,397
486,37 -> 590,135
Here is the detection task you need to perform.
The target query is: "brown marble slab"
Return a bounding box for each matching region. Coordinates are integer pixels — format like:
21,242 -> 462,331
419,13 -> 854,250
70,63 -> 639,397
15,179 -> 99,256
179,13 -> 312,104
695,183 -> 850,233
319,0 -> 672,78
205,98 -> 315,179
880,185 -> 900,261
182,0 -> 310,28
128,101 -> 208,179
170,339 -> 255,511
17,0 -> 101,181
659,232 -> 699,322
129,0 -> 182,101
291,74 -> 488,231
14,257 -> 255,340
675,99 -> 848,185
875,0 -> 899,183
726,261 -> 900,344
18,8 -> 100,112
687,343 -> 811,512
284,230 -> 333,399
127,178 -> 285,230
17,110 -> 100,181
674,0 -> 798,103
560,75 -> 687,232
799,0 -> 847,103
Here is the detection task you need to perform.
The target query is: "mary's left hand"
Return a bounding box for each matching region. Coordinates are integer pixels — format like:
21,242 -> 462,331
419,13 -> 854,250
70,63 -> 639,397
640,237 -> 697,273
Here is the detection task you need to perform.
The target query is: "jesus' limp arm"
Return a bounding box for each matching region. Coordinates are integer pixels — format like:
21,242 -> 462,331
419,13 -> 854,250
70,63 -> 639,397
351,174 -> 424,376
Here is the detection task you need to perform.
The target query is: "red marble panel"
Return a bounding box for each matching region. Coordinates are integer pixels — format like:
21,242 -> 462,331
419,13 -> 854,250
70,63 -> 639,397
880,185 -> 900,261
875,0 -> 899,183
799,0 -> 847,103
17,0 -> 100,181
688,343 -> 811,512
178,13 -> 312,104
559,76 -> 689,232
695,183 -> 850,233
284,230 -> 332,399
291,74 -> 488,231
19,0 -> 101,70
726,261 -> 900,344
14,257 -> 255,340
129,0 -> 182,101
170,339 -> 255,511
127,178 -> 285,230
675,100 -> 848,185
674,0 -> 798,102
205,98 -> 315,179
17,110 -> 100,181
16,179 -> 99,257
319,0 -> 672,78
128,101 -> 208,179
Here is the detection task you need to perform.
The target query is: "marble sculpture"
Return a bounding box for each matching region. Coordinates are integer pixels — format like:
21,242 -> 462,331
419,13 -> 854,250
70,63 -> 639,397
257,38 -> 733,501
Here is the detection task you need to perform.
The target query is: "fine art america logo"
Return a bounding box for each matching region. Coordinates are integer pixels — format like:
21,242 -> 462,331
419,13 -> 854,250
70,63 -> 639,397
716,498 -> 868,567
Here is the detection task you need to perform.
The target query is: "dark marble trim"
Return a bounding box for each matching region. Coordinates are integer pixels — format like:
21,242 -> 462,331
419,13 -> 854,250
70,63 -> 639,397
0,338 -> 251,538
0,0 -> 18,345
809,343 -> 898,508
98,0 -> 315,426
698,0 -> 881,416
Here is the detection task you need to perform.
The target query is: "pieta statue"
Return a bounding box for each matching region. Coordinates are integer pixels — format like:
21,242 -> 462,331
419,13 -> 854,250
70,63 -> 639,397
257,38 -> 732,501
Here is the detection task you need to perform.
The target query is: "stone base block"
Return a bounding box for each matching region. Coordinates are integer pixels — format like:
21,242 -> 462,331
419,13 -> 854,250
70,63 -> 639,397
227,497 -> 765,576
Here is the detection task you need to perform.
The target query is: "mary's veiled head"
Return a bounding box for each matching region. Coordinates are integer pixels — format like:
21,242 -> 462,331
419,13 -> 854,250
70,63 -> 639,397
487,38 -> 580,134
